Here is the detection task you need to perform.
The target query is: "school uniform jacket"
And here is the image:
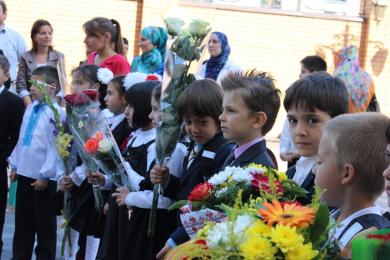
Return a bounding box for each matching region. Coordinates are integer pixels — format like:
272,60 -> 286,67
166,132 -> 233,245
287,166 -> 315,205
0,88 -> 24,167
219,139 -> 275,172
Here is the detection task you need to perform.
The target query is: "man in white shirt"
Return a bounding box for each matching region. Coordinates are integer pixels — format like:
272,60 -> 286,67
0,1 -> 27,90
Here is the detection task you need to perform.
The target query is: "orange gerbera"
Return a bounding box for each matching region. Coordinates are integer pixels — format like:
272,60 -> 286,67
258,200 -> 316,228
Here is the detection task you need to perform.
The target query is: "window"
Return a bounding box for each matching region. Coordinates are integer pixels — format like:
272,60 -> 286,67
183,0 -> 362,17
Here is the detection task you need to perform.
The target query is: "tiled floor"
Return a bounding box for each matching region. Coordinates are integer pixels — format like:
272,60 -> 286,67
2,208 -> 65,260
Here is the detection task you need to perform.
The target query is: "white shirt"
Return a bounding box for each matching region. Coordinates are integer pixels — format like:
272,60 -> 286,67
8,101 -> 66,180
279,118 -> 297,154
0,85 -> 4,95
293,156 -> 317,186
331,206 -> 382,250
197,59 -> 242,84
110,113 -> 126,131
0,25 -> 28,81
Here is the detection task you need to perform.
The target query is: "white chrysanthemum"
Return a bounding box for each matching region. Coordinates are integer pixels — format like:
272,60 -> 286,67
231,168 -> 252,183
208,169 -> 233,186
206,222 -> 229,248
245,165 -> 266,175
123,72 -> 147,91
97,68 -> 114,84
233,215 -> 253,235
214,187 -> 228,198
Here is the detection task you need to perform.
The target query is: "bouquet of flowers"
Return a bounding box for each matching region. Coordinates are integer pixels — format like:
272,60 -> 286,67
167,195 -> 339,260
352,228 -> 390,260
169,163 -> 307,238
29,79 -> 78,256
65,90 -> 132,190
148,17 -> 212,236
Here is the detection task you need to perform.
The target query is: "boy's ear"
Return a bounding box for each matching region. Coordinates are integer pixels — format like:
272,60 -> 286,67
4,71 -> 10,81
252,111 -> 267,129
341,163 -> 356,185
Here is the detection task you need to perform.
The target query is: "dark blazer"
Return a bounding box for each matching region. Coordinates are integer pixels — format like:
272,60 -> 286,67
287,166 -> 315,205
0,88 -> 24,167
167,132 -> 233,245
219,139 -> 275,172
112,118 -> 132,147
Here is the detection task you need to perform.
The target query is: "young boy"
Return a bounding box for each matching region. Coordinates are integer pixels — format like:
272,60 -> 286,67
218,70 -> 280,169
299,55 -> 327,78
382,124 -> 390,221
150,79 -> 232,259
284,72 -> 348,204
8,65 -> 65,259
0,55 -> 24,258
314,113 -> 390,255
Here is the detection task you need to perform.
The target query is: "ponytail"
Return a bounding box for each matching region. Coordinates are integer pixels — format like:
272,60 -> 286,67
111,19 -> 125,56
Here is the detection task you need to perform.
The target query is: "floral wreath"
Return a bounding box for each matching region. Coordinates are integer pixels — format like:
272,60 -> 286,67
97,67 -> 114,85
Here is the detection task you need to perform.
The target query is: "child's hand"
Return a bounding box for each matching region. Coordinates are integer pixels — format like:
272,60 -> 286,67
87,171 -> 105,186
156,243 -> 171,259
59,176 -> 74,192
150,165 -> 170,185
103,202 -> 109,215
31,179 -> 49,191
9,170 -> 17,182
112,186 -> 130,206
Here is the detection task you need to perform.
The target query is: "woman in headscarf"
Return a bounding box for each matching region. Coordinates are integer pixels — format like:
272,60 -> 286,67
197,31 -> 241,84
333,45 -> 379,112
131,26 -> 167,75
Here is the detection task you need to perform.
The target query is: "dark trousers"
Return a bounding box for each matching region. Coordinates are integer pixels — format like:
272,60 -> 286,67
12,175 -> 57,260
0,166 -> 7,256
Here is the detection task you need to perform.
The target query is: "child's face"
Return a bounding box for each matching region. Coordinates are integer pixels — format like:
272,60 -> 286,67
71,72 -> 96,92
104,82 -> 126,114
30,74 -> 56,101
84,33 -> 107,52
149,95 -> 160,126
183,114 -> 219,145
383,144 -> 390,207
287,106 -> 331,157
124,104 -> 134,128
219,90 -> 262,146
314,134 -> 344,208
0,67 -> 9,87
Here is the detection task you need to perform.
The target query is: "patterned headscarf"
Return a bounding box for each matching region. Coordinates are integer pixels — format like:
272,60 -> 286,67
131,26 -> 168,74
333,45 -> 375,113
205,32 -> 231,81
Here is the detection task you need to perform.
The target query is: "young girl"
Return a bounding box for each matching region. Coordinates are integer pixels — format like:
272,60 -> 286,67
83,17 -> 130,76
111,80 -> 182,260
60,65 -> 131,260
150,79 -> 233,259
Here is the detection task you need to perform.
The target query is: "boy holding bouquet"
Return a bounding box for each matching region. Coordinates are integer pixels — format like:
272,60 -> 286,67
9,66 -> 65,259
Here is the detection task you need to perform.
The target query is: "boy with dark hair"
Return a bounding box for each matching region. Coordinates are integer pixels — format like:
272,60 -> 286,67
219,70 -> 280,169
315,113 -> 390,256
300,55 -> 327,78
8,65 -> 65,259
284,71 -> 348,203
0,55 -> 24,257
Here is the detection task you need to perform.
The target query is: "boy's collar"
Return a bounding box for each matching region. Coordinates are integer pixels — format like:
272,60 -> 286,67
234,136 -> 265,159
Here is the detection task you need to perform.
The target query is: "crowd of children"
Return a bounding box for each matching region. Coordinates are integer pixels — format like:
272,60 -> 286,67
0,12 -> 390,260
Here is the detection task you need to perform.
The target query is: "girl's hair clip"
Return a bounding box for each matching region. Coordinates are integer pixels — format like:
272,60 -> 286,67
123,72 -> 147,91
97,67 -> 114,84
146,74 -> 162,81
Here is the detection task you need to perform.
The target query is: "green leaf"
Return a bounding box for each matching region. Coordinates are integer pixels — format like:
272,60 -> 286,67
310,203 -> 330,242
168,200 -> 188,211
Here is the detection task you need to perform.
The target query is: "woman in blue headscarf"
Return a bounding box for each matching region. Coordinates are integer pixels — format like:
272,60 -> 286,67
198,31 -> 241,84
131,26 -> 167,75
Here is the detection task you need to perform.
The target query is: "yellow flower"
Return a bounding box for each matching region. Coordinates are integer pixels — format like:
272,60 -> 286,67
246,220 -> 272,238
241,236 -> 277,260
276,171 -> 288,181
286,243 -> 319,260
55,133 -> 73,158
247,163 -> 263,169
271,224 -> 304,253
258,200 -> 316,228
